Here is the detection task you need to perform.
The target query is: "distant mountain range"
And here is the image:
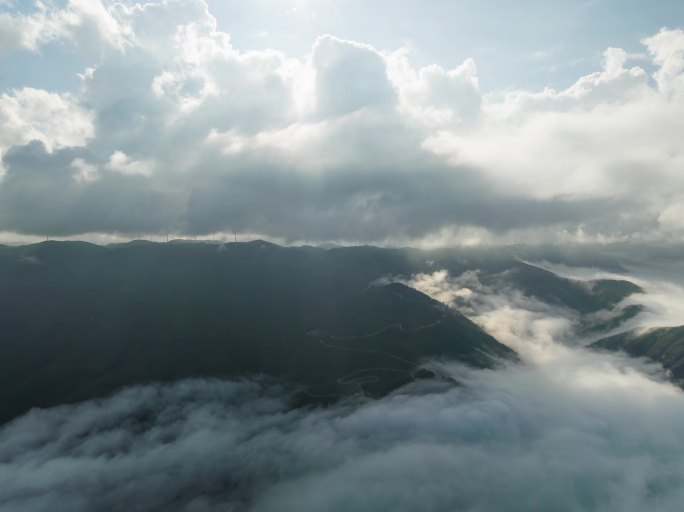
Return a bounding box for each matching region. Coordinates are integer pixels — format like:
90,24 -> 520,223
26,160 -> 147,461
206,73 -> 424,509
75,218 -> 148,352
0,241 -> 643,424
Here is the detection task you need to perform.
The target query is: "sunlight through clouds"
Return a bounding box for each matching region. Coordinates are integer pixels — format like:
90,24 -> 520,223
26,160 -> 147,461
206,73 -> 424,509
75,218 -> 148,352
0,1 -> 683,244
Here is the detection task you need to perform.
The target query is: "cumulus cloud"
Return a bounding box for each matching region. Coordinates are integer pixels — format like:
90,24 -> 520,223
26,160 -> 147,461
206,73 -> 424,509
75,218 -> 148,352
0,1 -> 683,243
423,53 -> 682,202
389,53 -> 482,127
0,87 -> 93,161
312,35 -> 397,119
645,28 -> 684,96
0,0 -> 129,53
0,9 -> 45,53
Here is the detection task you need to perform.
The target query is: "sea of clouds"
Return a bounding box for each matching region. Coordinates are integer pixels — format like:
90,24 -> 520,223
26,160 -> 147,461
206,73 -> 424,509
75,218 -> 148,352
2,262 -> 684,512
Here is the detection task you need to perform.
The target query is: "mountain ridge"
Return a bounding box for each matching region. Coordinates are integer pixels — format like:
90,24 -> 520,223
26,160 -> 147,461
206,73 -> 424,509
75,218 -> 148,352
0,241 -> 644,423
591,325 -> 684,381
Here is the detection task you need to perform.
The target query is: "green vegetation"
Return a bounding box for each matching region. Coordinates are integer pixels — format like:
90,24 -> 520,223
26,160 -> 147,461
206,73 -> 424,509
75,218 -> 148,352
591,326 -> 684,381
578,304 -> 645,336
0,241 -> 510,422
0,241 -> 642,423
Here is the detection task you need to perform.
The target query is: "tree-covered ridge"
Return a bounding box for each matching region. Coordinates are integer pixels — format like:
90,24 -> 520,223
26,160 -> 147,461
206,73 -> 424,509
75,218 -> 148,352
0,241 -> 643,423
592,326 -> 684,381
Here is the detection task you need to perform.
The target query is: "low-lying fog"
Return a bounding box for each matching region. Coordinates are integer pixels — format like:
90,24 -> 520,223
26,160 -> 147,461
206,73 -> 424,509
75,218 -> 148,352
2,262 -> 684,512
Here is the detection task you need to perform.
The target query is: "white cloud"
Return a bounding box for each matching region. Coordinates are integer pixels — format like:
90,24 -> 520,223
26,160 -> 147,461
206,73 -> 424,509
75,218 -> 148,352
402,269 -> 581,363
0,2 -> 683,244
0,87 -> 93,166
311,34 -> 397,119
106,150 -> 154,177
644,28 -> 684,96
423,34 -> 684,220
0,0 -> 130,54
2,293 -> 684,512
71,157 -> 98,183
59,0 -> 130,51
0,9 -> 45,52
389,52 -> 482,127
658,201 -> 684,233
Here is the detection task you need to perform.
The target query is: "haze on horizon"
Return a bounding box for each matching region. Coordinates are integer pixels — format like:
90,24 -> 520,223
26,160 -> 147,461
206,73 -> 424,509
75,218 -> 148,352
0,0 -> 683,247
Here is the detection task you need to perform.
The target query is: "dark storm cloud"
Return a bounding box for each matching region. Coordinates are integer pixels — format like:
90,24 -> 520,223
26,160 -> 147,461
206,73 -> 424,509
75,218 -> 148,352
0,142 -> 184,236
0,134 -> 624,240
182,155 -> 624,241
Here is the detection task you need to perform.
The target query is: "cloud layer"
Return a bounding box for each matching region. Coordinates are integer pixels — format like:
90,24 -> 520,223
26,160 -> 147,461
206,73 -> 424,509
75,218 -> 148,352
0,1 -> 683,244
2,263 -> 684,512
2,344 -> 683,511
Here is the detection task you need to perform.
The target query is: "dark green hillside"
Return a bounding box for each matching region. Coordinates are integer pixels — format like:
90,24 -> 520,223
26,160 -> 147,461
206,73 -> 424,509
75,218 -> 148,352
323,244 -> 641,315
510,244 -> 628,273
488,264 -> 641,314
0,241 -> 515,423
591,326 -> 684,380
0,241 -> 643,423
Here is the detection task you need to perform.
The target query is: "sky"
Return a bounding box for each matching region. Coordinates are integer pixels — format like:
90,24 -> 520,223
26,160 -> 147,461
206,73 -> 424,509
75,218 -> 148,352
0,0 -> 683,245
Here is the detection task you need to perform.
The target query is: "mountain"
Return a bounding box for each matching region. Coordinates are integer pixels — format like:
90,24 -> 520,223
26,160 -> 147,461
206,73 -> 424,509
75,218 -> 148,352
0,241 -> 512,423
591,326 -> 684,380
316,244 -> 641,315
0,241 -> 643,424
